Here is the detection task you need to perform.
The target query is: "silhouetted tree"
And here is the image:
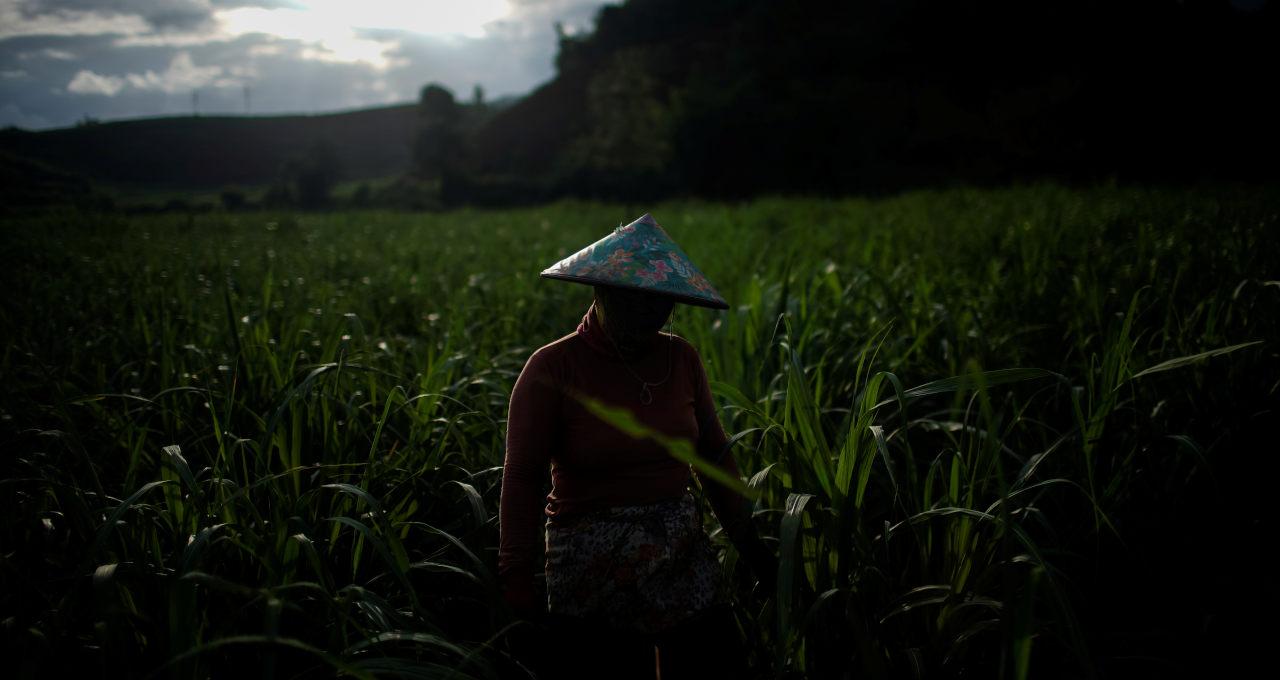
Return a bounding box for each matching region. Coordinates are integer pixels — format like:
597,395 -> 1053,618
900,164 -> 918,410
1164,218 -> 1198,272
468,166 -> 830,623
219,186 -> 247,211
350,183 -> 372,208
562,46 -> 675,199
279,139 -> 342,210
412,84 -> 463,181
262,182 -> 292,209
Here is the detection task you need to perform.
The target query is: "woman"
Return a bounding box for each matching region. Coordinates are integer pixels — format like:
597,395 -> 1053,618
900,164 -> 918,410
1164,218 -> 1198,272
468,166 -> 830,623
500,214 -> 773,678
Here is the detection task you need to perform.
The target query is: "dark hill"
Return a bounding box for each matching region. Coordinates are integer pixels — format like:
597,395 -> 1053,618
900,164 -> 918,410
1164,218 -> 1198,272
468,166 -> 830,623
472,0 -> 1280,200
0,104 -> 419,190
0,150 -> 104,211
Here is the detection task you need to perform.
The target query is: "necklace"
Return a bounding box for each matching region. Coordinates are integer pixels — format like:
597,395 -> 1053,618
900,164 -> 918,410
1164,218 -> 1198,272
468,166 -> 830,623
605,321 -> 674,405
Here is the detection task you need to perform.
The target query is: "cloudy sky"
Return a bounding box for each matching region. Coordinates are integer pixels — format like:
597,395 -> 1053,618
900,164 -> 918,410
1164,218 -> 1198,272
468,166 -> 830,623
0,0 -> 606,130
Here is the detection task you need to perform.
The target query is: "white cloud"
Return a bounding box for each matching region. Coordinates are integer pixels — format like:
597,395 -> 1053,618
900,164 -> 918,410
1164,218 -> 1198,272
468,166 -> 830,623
354,77 -> 390,92
19,47 -> 77,60
245,42 -> 282,57
63,52 -> 226,96
114,30 -> 228,48
2,69 -> 27,77
125,51 -> 224,92
66,68 -> 124,95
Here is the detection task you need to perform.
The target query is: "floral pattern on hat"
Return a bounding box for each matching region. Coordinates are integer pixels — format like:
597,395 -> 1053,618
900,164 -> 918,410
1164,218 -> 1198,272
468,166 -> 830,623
541,214 -> 728,309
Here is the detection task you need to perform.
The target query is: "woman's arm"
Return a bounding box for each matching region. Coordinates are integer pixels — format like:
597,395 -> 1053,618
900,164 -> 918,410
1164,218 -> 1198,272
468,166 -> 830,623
689,351 -> 777,585
499,351 -> 559,617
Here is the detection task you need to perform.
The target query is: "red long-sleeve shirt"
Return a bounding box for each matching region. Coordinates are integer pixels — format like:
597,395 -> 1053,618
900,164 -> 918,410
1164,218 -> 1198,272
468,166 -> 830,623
498,305 -> 742,582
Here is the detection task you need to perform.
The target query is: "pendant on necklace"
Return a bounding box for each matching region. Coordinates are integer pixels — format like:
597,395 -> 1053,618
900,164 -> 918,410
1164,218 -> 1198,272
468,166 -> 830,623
639,383 -> 653,405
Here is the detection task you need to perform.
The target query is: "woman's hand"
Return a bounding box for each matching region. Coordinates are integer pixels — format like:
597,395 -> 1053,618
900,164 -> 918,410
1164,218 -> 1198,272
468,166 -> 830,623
738,529 -> 779,590
724,518 -> 778,592
503,573 -> 539,621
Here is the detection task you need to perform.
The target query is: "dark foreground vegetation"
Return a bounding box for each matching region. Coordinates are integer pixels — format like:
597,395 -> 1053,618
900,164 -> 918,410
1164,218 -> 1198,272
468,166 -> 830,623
1,183 -> 1276,678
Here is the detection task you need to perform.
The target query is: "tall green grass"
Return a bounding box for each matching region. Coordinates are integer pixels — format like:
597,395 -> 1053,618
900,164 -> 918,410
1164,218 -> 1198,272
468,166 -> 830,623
2,184 -> 1276,678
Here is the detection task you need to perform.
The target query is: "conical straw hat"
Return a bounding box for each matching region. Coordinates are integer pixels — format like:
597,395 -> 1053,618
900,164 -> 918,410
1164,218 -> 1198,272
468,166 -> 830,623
541,214 -> 728,309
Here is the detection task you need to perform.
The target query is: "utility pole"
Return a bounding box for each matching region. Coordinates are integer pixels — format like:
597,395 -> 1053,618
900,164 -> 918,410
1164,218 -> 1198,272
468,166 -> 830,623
193,89 -> 199,117
244,86 -> 250,115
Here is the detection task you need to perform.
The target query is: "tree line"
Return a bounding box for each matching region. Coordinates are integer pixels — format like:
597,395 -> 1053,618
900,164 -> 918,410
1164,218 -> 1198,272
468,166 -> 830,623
409,0 -> 1277,207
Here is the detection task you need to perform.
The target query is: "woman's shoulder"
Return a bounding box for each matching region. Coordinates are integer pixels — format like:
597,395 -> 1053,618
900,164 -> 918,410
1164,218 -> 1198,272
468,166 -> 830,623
524,331 -> 585,368
660,332 -> 699,354
660,333 -> 707,367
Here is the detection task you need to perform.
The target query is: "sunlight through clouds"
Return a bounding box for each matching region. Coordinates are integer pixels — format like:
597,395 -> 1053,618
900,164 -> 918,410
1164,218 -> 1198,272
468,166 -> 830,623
290,0 -> 512,39
215,0 -> 511,67
216,7 -> 395,68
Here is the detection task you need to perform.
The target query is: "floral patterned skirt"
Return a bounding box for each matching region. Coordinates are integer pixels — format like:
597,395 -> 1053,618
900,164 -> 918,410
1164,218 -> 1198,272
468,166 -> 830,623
545,494 -> 720,634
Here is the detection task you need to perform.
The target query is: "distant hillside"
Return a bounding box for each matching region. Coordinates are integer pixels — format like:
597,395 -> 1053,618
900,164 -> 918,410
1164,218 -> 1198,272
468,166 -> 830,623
0,150 -> 107,212
0,104 -> 420,190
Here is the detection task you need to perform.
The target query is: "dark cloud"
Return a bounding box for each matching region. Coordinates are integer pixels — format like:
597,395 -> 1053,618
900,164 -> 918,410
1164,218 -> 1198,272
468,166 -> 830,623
13,0 -> 290,32
18,0 -> 286,15
16,1 -> 211,28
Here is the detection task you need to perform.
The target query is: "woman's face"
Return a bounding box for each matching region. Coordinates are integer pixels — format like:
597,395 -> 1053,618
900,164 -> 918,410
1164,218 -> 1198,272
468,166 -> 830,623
595,286 -> 675,338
